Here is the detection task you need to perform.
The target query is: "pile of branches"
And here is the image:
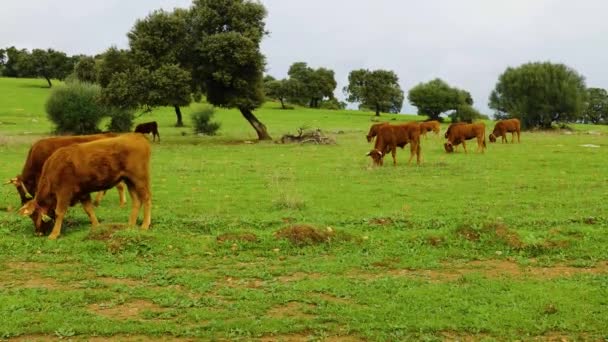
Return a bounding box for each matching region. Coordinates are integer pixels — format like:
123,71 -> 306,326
278,127 -> 335,145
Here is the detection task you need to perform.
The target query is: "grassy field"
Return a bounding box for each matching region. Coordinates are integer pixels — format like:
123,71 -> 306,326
0,76 -> 607,341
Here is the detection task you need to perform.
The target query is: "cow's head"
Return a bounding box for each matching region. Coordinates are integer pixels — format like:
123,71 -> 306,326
5,176 -> 32,204
366,149 -> 384,165
18,200 -> 53,236
444,142 -> 455,153
489,134 -> 497,143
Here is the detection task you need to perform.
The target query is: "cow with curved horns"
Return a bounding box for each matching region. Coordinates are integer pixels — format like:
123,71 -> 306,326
489,118 -> 521,143
5,134 -> 127,235
18,133 -> 152,240
444,122 -> 486,153
366,122 -> 421,166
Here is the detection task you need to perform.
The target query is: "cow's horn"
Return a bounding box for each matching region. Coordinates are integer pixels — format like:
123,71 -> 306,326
41,214 -> 52,223
20,183 -> 33,199
365,152 -> 371,156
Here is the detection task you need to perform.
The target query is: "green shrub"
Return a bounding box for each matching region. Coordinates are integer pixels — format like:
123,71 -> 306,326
320,98 -> 346,110
191,105 -> 221,135
106,107 -> 135,132
45,82 -> 105,134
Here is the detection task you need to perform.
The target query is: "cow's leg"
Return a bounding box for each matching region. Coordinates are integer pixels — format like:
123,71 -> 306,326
48,198 -> 69,240
81,196 -> 100,227
391,146 -> 397,166
93,190 -> 105,207
116,182 -> 127,207
511,132 -> 515,143
517,131 -> 520,143
502,134 -> 506,144
137,186 -> 152,230
127,184 -> 141,226
156,131 -> 160,143
462,141 -> 468,154
408,142 -> 416,165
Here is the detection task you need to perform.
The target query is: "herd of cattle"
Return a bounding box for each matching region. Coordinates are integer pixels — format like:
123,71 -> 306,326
365,118 -> 521,165
3,118 -> 520,239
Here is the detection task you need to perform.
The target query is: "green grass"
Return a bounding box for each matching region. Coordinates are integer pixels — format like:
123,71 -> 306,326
1,76 -> 608,341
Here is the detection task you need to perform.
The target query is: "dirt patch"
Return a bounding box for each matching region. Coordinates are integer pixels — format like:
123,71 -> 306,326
1,262 -> 64,290
88,300 -> 167,320
216,232 -> 258,243
267,302 -> 316,319
8,335 -> 193,342
371,257 -> 401,268
5,261 -> 46,271
350,260 -> 608,282
218,276 -> 265,289
86,223 -> 128,241
97,277 -> 144,287
426,236 -> 444,246
483,222 -> 524,249
368,217 -> 394,226
259,334 -> 364,342
455,225 -> 480,241
277,272 -> 322,283
274,225 -> 333,246
313,293 -> 352,305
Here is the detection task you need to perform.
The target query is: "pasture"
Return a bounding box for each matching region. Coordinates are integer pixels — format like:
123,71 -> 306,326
1,77 -> 608,341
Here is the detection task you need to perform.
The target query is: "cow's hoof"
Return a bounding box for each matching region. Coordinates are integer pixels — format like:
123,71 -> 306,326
48,234 -> 59,240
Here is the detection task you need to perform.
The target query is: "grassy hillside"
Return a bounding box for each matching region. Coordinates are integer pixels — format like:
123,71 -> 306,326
0,77 -> 607,341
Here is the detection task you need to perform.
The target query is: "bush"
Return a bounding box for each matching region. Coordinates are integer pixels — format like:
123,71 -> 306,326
191,105 -> 221,135
320,98 -> 346,110
45,82 -> 106,134
106,107 -> 135,132
449,105 -> 484,123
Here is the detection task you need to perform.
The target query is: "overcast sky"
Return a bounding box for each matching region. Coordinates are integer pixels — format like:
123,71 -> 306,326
2,0 -> 607,114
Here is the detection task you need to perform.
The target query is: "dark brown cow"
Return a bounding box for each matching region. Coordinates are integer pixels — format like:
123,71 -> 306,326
489,118 -> 521,143
366,122 -> 390,142
444,122 -> 486,154
419,120 -> 441,138
6,134 -> 127,235
366,123 -> 421,166
18,133 -> 152,240
134,121 -> 160,142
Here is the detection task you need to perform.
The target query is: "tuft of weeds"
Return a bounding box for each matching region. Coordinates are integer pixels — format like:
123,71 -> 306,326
217,232 -> 259,243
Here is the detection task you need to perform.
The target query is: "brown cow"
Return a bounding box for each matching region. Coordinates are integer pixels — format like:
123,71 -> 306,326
489,118 -> 521,143
6,134 -> 127,235
366,122 -> 390,142
419,120 -> 441,138
134,121 -> 160,142
444,122 -> 486,154
18,133 -> 152,240
444,122 -> 468,139
366,123 -> 421,166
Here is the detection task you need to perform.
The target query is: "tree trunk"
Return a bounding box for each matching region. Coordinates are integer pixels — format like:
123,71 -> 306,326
174,105 -> 183,127
375,104 -> 380,116
280,98 -> 285,109
44,76 -> 52,88
240,108 -> 272,140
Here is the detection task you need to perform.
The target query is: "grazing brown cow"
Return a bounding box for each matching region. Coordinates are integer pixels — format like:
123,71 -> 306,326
444,122 -> 486,154
366,123 -> 421,166
134,121 -> 160,142
419,120 -> 441,138
444,122 -> 468,139
18,133 -> 152,240
489,118 -> 521,143
366,122 -> 390,142
5,134 -> 127,235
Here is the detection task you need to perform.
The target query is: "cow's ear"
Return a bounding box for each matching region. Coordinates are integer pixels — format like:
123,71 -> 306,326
4,177 -> 19,186
18,201 -> 36,217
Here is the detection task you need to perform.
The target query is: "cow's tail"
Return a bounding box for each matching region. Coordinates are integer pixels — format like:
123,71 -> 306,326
483,133 -> 487,149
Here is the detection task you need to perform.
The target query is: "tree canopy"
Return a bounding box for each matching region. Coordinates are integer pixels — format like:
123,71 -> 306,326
343,69 -> 404,116
287,62 -> 337,108
489,62 -> 587,129
74,56 -> 98,83
582,88 -> 608,124
407,78 -> 470,121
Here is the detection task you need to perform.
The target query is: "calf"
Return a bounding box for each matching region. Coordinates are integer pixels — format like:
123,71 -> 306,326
18,133 -> 152,240
366,122 -> 390,142
444,122 -> 486,153
489,118 -> 521,143
6,134 -> 127,235
419,120 -> 441,138
134,121 -> 160,142
366,123 -> 421,166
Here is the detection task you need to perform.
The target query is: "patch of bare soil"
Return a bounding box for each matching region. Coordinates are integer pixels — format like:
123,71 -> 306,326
5,261 -> 46,271
275,225 -> 355,246
8,335 -> 195,342
97,277 -> 145,287
259,333 -> 364,342
216,232 -> 258,243
455,225 -> 480,241
484,222 -> 524,249
88,300 -> 167,320
267,302 -> 316,319
368,217 -> 394,226
350,260 -> 608,282
86,223 -> 128,241
277,272 -> 322,283
1,262 -> 64,290
220,276 -> 265,289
